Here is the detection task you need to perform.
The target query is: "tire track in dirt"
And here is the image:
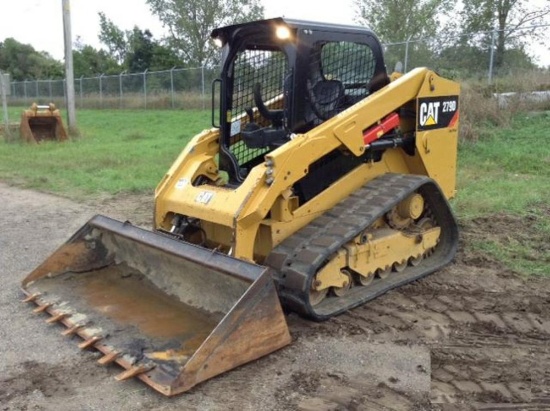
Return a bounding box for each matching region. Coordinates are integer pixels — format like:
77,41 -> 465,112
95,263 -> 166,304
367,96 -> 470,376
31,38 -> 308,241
337,264 -> 550,407
280,251 -> 550,409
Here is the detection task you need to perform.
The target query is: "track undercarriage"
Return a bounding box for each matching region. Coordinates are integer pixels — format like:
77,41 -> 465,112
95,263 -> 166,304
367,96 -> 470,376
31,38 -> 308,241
267,173 -> 459,321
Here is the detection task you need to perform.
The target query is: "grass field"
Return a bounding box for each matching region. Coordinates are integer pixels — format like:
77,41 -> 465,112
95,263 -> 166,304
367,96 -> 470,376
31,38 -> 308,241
1,107 -> 548,276
0,109 -> 209,197
455,112 -> 550,217
454,111 -> 550,276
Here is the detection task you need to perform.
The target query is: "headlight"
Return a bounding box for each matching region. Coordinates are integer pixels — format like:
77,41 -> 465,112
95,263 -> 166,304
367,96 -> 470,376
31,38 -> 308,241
275,25 -> 291,40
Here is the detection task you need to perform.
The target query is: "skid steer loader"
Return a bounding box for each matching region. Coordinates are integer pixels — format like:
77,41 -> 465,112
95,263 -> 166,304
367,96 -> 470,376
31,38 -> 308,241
22,18 -> 459,396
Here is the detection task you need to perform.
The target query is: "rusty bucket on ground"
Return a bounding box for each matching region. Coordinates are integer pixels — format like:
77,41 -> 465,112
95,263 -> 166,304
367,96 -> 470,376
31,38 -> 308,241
21,215 -> 291,396
20,103 -> 68,143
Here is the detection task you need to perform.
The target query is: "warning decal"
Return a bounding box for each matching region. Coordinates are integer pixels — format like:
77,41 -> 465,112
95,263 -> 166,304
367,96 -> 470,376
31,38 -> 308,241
417,95 -> 459,131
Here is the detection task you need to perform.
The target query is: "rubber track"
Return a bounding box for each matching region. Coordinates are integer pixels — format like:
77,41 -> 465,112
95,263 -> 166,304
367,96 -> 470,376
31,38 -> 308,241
266,173 -> 459,321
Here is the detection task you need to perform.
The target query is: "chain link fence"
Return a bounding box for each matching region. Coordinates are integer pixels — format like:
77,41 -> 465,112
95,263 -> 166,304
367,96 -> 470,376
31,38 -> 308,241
382,24 -> 549,82
5,25 -> 550,111
8,66 -> 219,110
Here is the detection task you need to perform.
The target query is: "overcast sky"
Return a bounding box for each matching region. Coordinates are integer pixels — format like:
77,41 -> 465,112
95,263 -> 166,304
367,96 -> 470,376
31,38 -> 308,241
0,0 -> 548,67
0,0 -> 357,58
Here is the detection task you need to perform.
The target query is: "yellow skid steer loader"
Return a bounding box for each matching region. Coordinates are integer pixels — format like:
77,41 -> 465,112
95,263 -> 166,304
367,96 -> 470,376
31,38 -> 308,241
22,18 -> 459,396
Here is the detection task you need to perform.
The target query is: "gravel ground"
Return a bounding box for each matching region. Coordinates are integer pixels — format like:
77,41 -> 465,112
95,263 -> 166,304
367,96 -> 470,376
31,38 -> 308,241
1,182 -> 549,410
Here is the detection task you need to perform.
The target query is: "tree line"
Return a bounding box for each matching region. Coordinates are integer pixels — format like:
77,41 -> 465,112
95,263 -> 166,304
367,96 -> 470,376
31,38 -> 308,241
0,0 -> 548,82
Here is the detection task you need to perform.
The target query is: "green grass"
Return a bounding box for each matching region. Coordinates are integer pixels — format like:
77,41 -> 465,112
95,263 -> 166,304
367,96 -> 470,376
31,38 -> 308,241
1,108 -> 548,276
454,112 -> 550,218
452,111 -> 550,276
0,109 -> 210,197
470,228 -> 549,277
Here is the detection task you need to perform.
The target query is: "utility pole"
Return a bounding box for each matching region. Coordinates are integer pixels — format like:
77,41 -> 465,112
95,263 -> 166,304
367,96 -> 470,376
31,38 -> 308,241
62,0 -> 77,134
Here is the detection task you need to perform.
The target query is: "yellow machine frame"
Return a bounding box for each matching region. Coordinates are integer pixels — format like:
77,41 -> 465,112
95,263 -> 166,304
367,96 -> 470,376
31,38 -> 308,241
155,68 -> 459,262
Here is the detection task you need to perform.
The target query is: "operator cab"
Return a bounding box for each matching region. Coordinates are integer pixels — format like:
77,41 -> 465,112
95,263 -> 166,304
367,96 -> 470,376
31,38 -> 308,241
211,18 -> 389,184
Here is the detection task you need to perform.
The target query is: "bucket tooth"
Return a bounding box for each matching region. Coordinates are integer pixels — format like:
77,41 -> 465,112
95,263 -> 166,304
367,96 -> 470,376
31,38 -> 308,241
78,336 -> 102,350
33,303 -> 53,313
115,364 -> 153,381
98,351 -> 120,365
22,293 -> 41,303
46,312 -> 69,324
61,323 -> 86,337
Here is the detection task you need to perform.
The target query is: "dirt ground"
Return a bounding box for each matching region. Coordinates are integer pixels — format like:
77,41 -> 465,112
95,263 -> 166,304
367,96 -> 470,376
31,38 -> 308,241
1,182 -> 549,411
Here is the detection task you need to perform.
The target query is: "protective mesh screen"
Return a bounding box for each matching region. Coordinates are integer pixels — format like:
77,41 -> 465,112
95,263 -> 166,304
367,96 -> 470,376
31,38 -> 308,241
230,49 -> 289,166
314,42 -> 377,109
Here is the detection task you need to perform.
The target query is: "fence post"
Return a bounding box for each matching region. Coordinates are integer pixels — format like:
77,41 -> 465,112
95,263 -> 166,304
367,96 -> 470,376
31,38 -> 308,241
79,76 -> 83,109
170,66 -> 176,109
143,69 -> 148,109
119,70 -> 126,109
36,81 -> 39,100
49,79 -> 52,100
24,80 -> 28,105
99,73 -> 104,109
488,27 -> 496,85
202,65 -> 206,110
62,78 -> 66,108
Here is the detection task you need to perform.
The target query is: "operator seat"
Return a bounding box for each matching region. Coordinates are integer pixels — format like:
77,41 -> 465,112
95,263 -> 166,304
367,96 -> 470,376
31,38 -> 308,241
309,79 -> 345,120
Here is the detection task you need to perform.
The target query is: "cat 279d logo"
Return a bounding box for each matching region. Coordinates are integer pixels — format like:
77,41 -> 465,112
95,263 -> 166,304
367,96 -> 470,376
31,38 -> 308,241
417,96 -> 459,131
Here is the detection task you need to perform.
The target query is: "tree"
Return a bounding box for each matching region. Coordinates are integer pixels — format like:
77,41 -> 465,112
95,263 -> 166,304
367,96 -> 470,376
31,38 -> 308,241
149,41 -> 181,70
124,27 -> 181,71
145,0 -> 264,66
97,14 -> 181,73
126,27 -> 155,72
460,0 -> 550,69
72,40 -> 121,77
353,0 -> 455,43
98,12 -> 127,65
353,0 -> 457,71
0,38 -> 63,81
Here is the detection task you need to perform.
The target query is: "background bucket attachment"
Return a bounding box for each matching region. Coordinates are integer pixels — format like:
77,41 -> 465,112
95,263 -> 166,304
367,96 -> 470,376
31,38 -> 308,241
20,103 -> 68,143
22,215 -> 291,396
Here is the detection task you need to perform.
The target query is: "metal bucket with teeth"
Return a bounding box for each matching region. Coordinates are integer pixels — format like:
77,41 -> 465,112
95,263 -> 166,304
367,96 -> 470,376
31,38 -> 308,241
22,215 -> 291,396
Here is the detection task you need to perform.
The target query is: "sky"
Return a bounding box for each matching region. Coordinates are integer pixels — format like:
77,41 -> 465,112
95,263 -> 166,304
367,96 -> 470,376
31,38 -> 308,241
0,0 -> 548,67
0,0 -> 358,59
